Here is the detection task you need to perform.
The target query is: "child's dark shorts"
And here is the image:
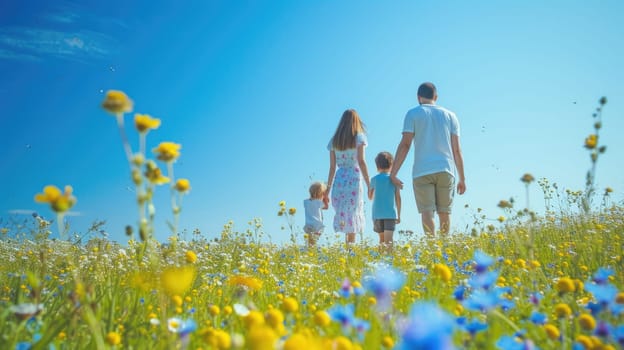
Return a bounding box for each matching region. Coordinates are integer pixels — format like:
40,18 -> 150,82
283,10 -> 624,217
373,219 -> 396,233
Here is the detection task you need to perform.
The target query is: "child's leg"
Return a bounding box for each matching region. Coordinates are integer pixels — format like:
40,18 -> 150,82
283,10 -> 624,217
346,232 -> 356,244
383,230 -> 394,252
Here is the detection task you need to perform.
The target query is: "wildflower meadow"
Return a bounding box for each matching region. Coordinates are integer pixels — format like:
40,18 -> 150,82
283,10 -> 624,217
0,92 -> 622,350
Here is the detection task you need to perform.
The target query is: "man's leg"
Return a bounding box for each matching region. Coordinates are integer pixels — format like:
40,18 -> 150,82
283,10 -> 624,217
438,212 -> 450,235
421,211 -> 435,235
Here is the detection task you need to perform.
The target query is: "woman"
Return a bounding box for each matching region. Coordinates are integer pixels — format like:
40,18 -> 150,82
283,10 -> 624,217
326,109 -> 370,244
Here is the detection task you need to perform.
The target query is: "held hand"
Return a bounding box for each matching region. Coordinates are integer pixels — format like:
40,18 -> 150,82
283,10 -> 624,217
457,180 -> 466,195
390,175 -> 404,190
323,193 -> 330,206
396,217 -> 401,224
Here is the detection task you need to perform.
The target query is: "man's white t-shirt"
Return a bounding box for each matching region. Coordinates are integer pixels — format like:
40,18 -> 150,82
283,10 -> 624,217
402,103 -> 460,179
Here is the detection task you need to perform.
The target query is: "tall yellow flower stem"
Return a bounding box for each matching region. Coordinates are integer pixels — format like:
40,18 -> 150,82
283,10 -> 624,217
167,161 -> 179,237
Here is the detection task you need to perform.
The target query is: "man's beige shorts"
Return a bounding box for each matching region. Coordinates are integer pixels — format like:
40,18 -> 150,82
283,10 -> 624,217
412,172 -> 455,213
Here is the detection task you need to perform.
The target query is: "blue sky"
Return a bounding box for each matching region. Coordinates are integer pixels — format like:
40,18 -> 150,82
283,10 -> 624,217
1,1 -> 623,244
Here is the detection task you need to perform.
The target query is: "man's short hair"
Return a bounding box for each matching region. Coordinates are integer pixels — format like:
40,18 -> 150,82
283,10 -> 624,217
417,82 -> 437,100
375,151 -> 393,170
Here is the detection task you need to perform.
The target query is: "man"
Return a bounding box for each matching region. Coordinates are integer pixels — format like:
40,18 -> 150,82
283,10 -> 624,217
390,82 -> 466,235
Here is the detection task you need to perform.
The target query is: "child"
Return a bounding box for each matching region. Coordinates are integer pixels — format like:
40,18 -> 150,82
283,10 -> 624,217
368,152 -> 401,252
303,181 -> 329,247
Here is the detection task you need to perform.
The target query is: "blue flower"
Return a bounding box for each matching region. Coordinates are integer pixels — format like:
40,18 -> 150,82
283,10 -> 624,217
496,335 -> 538,350
473,250 -> 494,274
395,302 -> 455,350
468,270 -> 499,290
362,264 -> 405,311
585,283 -> 618,311
529,311 -> 546,325
328,303 -> 355,329
592,267 -> 614,284
463,287 -> 514,312
453,285 -> 466,301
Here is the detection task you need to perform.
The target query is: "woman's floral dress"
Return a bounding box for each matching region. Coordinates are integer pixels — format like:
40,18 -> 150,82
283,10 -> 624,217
328,133 -> 367,234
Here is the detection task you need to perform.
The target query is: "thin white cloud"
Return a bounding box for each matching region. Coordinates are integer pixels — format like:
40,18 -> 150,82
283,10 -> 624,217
0,27 -> 115,62
0,48 -> 40,61
44,12 -> 81,24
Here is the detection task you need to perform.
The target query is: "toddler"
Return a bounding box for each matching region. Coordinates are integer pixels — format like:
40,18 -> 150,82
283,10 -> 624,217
303,181 -> 329,246
368,152 -> 401,252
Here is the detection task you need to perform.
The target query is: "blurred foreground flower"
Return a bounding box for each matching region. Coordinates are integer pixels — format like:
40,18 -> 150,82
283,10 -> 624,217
34,185 -> 76,213
102,90 -> 133,114
10,303 -> 44,320
362,264 -> 406,311
161,266 -> 196,296
229,275 -> 263,291
395,302 -> 455,350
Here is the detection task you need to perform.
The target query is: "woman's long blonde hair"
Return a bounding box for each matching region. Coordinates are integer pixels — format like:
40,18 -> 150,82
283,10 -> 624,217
331,109 -> 366,151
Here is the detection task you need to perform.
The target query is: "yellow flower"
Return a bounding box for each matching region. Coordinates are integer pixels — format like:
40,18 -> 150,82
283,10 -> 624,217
555,277 -> 575,293
520,173 -> 535,184
200,328 -> 231,350
265,308 -> 284,329
105,331 -> 122,346
544,324 -> 560,340
172,295 -> 183,307
284,333 -> 323,350
313,310 -> 331,327
209,304 -> 220,316
554,303 -> 572,319
333,336 -> 354,350
134,114 -> 161,133
279,201 -> 286,207
34,185 -> 77,213
153,142 -> 181,162
102,90 -> 133,114
288,207 -> 296,215
584,134 -> 598,149
175,178 -> 191,193
244,310 -> 265,328
381,336 -> 394,348
497,216 -> 505,223
185,250 -> 197,264
281,297 -> 299,313
228,275 -> 263,291
247,325 -> 277,350
578,313 -> 596,331
144,161 -> 170,185
433,263 -> 452,282
575,335 -> 595,349
160,266 -> 196,296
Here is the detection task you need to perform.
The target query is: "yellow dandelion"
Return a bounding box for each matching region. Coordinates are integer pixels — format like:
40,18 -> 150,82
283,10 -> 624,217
228,275 -> 263,291
209,304 -> 220,316
382,336 -> 394,348
264,309 -> 284,329
185,250 -> 197,264
584,134 -> 598,149
34,185 -> 77,213
171,295 -> 183,307
433,263 -> 452,282
554,303 -> 572,319
544,324 -> 560,340
134,114 -> 160,133
313,310 -> 331,327
244,310 -> 265,329
105,331 -> 122,346
160,266 -> 196,296
247,325 -> 277,350
575,335 -> 594,349
288,207 -> 296,215
153,141 -> 181,162
175,178 -> 191,193
284,333 -> 322,350
281,297 -> 299,313
223,305 -> 233,315
102,90 -> 133,114
497,216 -> 505,223
333,336 -> 354,350
520,173 -> 535,184
556,277 -> 575,293
200,328 -> 232,350
578,313 -> 596,331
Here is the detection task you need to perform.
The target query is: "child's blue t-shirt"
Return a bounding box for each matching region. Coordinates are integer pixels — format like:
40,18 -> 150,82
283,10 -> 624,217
370,173 -> 397,220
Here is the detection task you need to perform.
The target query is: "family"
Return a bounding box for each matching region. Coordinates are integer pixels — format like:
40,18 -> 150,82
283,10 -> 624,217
303,82 -> 466,249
